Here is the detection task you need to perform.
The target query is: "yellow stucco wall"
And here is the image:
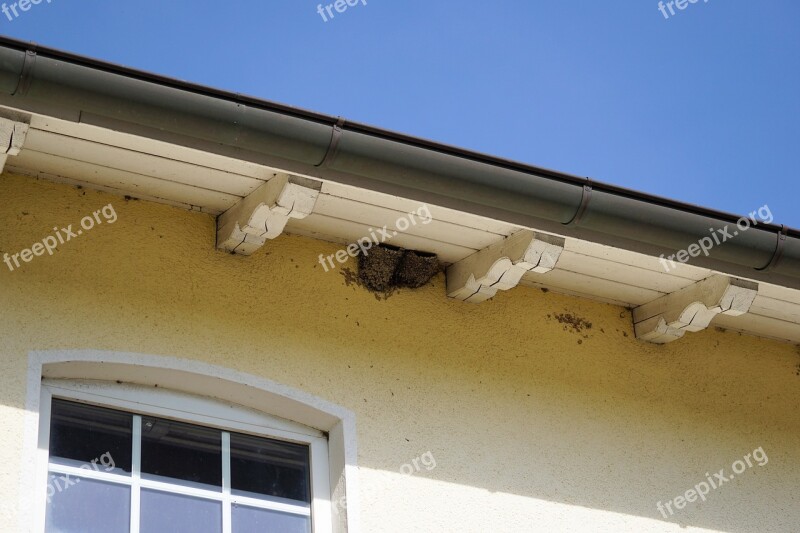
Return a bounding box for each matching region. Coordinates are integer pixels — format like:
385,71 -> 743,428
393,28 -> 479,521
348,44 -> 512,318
1,173 -> 798,532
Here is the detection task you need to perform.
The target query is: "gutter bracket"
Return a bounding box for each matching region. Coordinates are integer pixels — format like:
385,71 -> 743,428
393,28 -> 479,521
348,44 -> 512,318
756,225 -> 788,272
317,116 -> 345,168
15,49 -> 36,96
632,275 -> 759,344
216,174 -> 322,255
564,182 -> 592,226
446,230 -> 565,303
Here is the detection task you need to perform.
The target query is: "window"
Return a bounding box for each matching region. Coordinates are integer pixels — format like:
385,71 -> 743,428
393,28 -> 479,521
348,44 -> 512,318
39,380 -> 331,533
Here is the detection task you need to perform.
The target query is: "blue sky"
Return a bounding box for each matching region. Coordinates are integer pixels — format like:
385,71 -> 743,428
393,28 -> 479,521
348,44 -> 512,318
3,1 -> 798,226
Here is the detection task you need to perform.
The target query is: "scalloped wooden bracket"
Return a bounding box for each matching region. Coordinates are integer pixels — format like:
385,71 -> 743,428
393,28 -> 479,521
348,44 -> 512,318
446,230 -> 565,303
0,118 -> 28,174
633,275 -> 759,344
216,174 -> 322,255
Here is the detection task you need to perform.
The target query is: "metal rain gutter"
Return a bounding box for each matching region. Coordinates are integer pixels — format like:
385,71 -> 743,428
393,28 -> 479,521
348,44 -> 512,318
0,35 -> 797,289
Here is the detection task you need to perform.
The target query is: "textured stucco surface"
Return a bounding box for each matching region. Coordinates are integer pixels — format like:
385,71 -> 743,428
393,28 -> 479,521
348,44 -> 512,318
1,173 -> 799,532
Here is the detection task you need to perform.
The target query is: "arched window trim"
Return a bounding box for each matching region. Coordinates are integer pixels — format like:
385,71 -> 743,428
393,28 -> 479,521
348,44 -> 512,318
21,350 -> 359,533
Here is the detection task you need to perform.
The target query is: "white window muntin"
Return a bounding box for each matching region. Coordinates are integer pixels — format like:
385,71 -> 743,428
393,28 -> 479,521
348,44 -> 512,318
38,379 -> 332,533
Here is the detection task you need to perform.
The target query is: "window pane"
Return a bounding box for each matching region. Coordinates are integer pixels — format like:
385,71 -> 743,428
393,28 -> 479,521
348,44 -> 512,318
230,432 -> 311,504
141,416 -> 221,489
45,473 -> 130,533
49,399 -> 133,473
140,489 -> 222,533
232,504 -> 310,533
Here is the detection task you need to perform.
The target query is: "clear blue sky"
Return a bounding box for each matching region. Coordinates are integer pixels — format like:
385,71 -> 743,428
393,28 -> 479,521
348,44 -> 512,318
3,1 -> 798,226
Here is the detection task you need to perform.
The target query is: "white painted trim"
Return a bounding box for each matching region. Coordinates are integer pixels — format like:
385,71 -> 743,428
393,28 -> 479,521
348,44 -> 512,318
40,383 -> 316,530
31,385 -> 51,533
633,275 -> 759,343
217,174 -> 322,255
447,230 -> 565,303
222,431 -> 232,532
131,415 -> 142,533
44,380 -> 324,441
0,118 -> 28,173
21,350 -> 360,533
310,437 -> 333,533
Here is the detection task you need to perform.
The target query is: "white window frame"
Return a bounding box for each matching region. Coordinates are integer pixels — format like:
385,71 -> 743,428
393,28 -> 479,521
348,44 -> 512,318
37,379 -> 332,533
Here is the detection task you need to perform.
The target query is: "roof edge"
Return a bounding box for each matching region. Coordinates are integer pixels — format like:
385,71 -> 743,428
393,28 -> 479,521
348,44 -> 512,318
0,35 -> 797,288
